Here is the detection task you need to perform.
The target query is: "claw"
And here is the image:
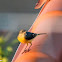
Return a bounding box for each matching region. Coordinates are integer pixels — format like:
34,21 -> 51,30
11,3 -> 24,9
22,49 -> 31,54
28,49 -> 31,52
22,43 -> 32,54
22,49 -> 27,54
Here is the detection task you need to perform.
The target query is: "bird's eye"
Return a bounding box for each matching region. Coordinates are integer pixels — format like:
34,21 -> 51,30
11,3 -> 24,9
22,30 -> 26,32
19,30 -> 26,33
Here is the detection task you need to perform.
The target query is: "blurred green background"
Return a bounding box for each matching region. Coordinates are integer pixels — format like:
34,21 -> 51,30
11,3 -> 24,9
0,35 -> 19,62
0,0 -> 40,62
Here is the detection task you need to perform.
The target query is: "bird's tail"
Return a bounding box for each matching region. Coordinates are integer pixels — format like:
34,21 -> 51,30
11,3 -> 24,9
37,33 -> 47,35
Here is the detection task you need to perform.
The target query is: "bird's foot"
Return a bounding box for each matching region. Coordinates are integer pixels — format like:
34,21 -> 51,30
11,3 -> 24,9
22,49 -> 27,54
27,49 -> 31,52
22,49 -> 31,54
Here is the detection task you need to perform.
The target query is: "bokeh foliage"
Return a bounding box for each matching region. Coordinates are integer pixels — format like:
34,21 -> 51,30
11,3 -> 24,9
0,35 -> 19,62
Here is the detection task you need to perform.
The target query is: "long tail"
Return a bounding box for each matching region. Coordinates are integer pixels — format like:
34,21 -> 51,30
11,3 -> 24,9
37,33 -> 47,35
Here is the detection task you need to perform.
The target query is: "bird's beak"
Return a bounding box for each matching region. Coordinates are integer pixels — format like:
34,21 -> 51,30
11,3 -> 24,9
34,0 -> 47,9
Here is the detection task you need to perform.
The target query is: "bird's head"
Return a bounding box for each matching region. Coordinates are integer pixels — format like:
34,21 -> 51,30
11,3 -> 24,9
19,29 -> 26,34
17,29 -> 26,39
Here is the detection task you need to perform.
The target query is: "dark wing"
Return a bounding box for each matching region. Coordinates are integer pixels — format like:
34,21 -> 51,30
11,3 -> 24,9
25,32 -> 37,40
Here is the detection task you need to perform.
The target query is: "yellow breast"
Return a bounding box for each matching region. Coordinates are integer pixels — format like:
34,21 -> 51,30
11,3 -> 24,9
17,36 -> 27,43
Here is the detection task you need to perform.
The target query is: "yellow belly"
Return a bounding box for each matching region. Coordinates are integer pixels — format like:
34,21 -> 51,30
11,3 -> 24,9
17,37 -> 28,43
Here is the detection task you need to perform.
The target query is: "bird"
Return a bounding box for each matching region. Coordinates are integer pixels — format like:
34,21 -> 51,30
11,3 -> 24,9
17,29 -> 47,54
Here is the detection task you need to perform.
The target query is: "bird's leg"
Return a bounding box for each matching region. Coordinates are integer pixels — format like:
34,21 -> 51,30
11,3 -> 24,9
22,43 -> 32,54
22,45 -> 28,54
28,43 -> 32,52
24,44 -> 28,50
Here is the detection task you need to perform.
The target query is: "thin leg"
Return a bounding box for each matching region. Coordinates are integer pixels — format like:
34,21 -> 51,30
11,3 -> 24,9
22,43 -> 32,54
28,43 -> 32,51
24,45 -> 28,50
22,44 -> 28,54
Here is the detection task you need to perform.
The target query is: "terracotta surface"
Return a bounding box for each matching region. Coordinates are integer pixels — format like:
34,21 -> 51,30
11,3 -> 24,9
12,0 -> 62,62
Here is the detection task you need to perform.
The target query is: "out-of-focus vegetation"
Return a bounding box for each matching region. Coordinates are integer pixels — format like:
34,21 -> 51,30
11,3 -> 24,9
0,35 -> 19,62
